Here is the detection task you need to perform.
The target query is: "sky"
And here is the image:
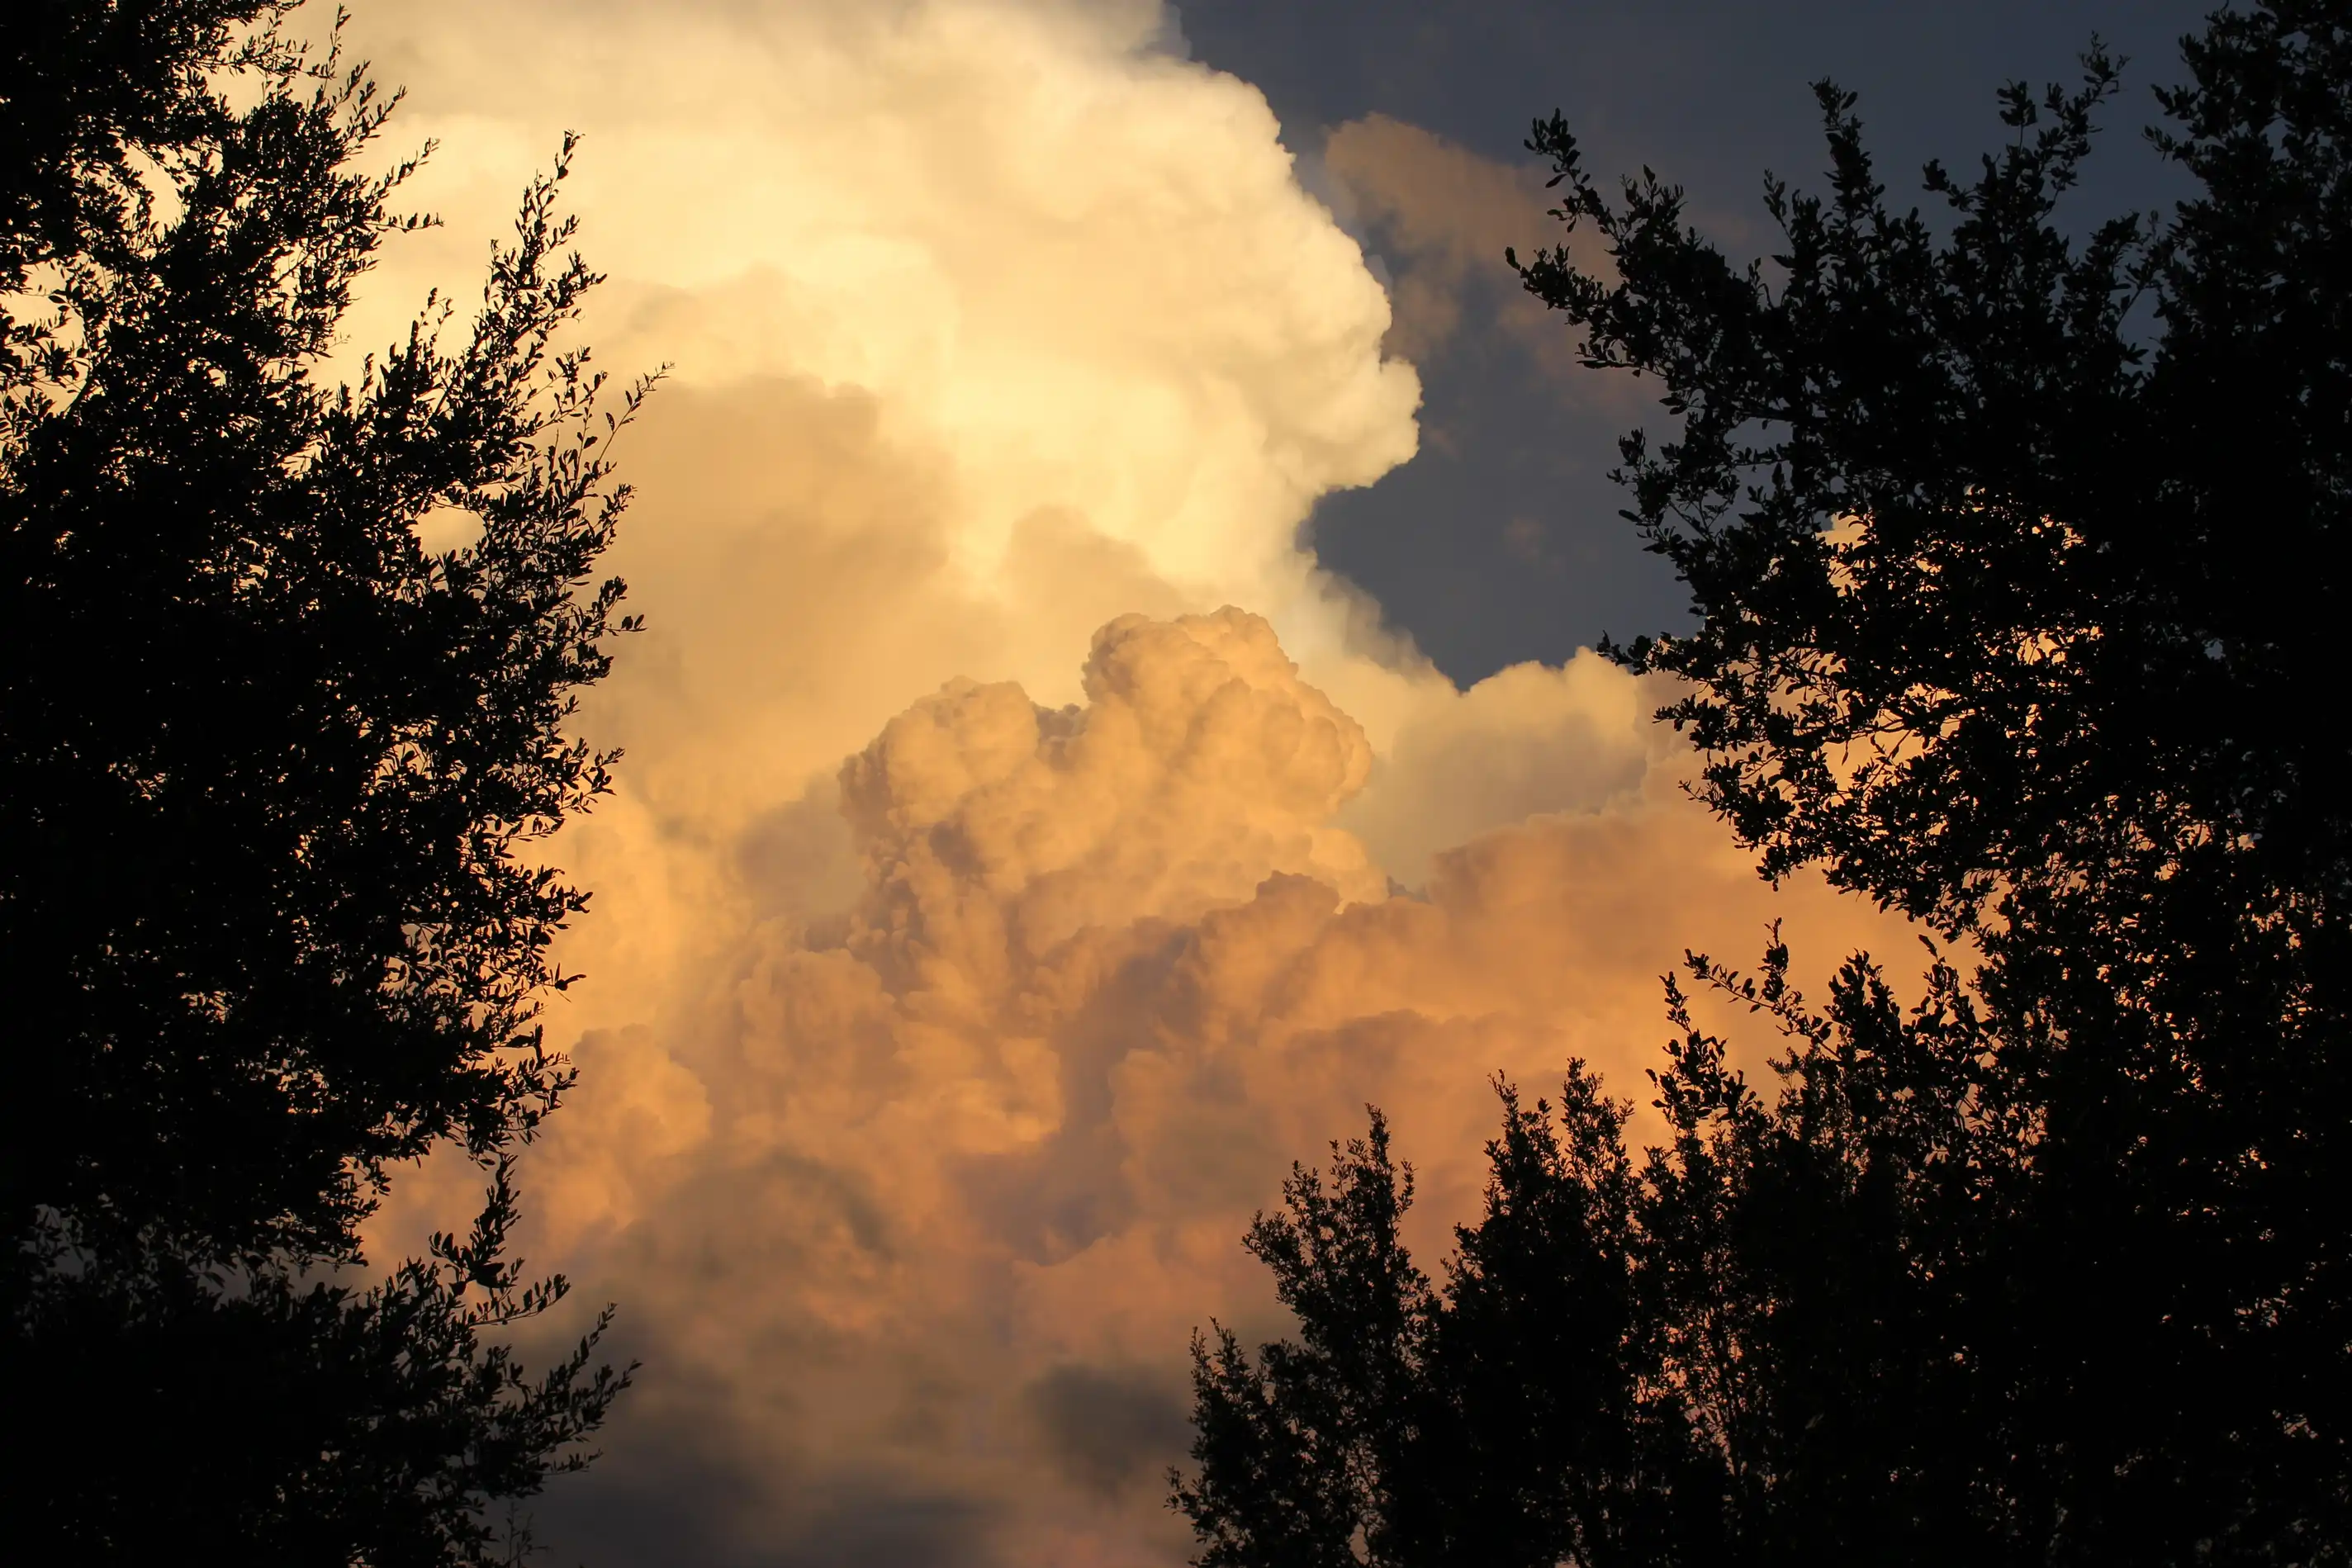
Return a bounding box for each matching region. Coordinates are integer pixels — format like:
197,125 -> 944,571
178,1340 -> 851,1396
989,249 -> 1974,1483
334,2 -> 2207,1562
1178,0 -> 2208,679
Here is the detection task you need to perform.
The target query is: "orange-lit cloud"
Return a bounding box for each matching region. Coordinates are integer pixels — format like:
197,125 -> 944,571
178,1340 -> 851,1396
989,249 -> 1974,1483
512,609 -> 1909,1565
330,2 -> 1921,1561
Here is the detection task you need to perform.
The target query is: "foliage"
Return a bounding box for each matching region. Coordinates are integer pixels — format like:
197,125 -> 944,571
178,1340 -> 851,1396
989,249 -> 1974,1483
1515,10 -> 2350,942
1179,2 -> 2352,1563
2,2 -> 645,1557
1179,945 -> 2024,1566
14,1161 -> 628,1563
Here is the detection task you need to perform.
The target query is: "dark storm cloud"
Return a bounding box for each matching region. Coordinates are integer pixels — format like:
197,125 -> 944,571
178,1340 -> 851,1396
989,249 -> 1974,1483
1025,1363 -> 1194,1497
543,1446 -> 997,1568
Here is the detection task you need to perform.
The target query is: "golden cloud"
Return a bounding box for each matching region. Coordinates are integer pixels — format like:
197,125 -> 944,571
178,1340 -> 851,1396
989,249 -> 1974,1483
330,3 -> 1919,1561
502,609 -> 1910,1564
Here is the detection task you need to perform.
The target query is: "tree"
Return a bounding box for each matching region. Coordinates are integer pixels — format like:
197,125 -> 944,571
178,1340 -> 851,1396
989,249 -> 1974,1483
1178,2 -> 2352,1562
2,2 -> 645,1557
1179,950 -> 2017,1567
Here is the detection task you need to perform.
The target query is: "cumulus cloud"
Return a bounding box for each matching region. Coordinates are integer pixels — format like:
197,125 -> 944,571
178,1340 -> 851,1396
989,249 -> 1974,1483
324,2 -> 1919,1562
841,610 -> 1387,966
504,609 -> 1910,1565
343,0 -> 1416,635
1338,651 -> 1666,884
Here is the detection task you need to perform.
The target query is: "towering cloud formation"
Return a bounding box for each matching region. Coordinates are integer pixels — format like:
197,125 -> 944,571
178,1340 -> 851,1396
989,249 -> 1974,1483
842,612 -> 1387,963
511,609 -> 1904,1566
330,2 -> 1917,1561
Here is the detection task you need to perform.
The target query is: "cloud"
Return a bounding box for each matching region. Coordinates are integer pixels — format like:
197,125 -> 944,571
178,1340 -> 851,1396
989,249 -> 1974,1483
1337,651 -> 1665,884
840,610 -> 1386,975
496,609 -> 1909,1566
342,0 -> 1418,631
321,2 -> 1921,1562
1026,1362 -> 1193,1499
1321,112 -> 1634,410
1322,112 -> 1553,362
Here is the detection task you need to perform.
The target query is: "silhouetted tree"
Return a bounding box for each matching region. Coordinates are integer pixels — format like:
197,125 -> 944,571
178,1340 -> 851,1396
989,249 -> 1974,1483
2,2 -> 643,1558
1180,945 -> 2018,1567
1179,2 -> 2352,1562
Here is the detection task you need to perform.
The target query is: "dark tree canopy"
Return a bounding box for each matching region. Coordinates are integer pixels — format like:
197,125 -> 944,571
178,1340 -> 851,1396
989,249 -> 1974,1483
1518,8 -> 2351,941
1179,949 -> 2022,1567
2,2 -> 643,1558
1180,3 -> 2352,1564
